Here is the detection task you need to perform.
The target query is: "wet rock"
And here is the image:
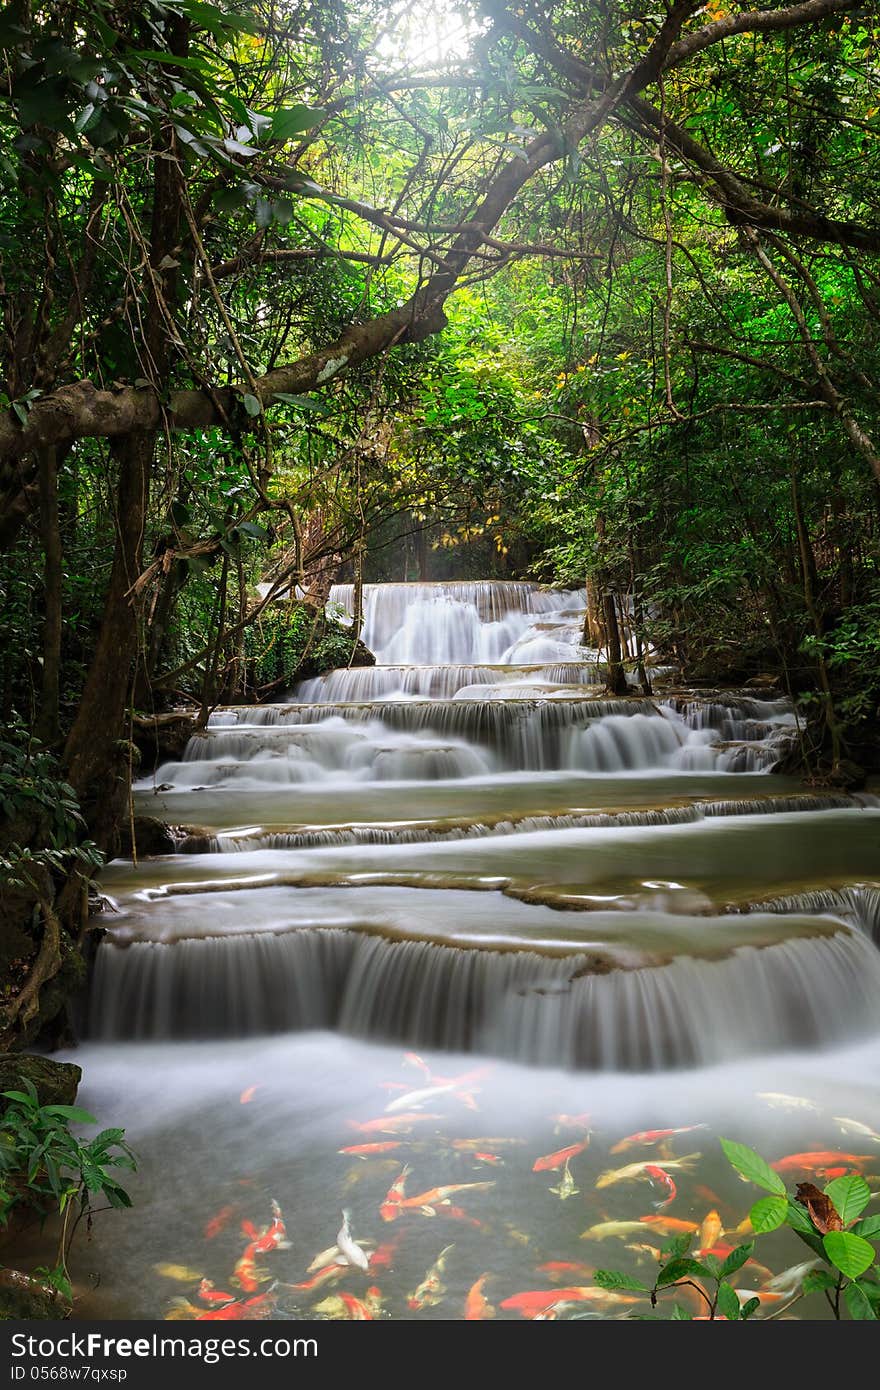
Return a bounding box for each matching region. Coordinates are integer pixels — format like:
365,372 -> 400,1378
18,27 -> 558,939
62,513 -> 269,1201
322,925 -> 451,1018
0,1268 -> 70,1320
132,710 -> 199,768
828,758 -> 867,791
116,815 -> 179,859
0,1053 -> 81,1110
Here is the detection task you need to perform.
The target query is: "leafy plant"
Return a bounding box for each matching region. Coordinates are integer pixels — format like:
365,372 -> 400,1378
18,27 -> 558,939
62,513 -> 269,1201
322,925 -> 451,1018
595,1139 -> 880,1319
0,1078 -> 136,1301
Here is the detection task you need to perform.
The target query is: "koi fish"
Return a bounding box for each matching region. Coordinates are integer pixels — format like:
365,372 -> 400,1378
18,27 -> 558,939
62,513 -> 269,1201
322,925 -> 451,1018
290,1264 -> 349,1293
250,1200 -> 290,1255
450,1138 -> 524,1152
501,1287 -> 640,1319
338,1141 -> 404,1158
342,1158 -> 400,1192
645,1165 -> 676,1208
432,1204 -> 484,1229
580,1220 -> 655,1242
154,1264 -> 205,1283
464,1273 -> 495,1320
197,1279 -> 234,1305
533,1137 -> 590,1173
396,1180 -> 495,1215
549,1158 -> 579,1201
639,1215 -> 700,1235
234,1201 -> 290,1290
596,1153 -> 701,1188
833,1117 -> 880,1145
756,1092 -> 820,1113
336,1209 -> 370,1273
368,1241 -> 400,1271
698,1210 -> 723,1254
196,1287 -> 277,1320
470,1152 -> 504,1166
503,1224 -> 532,1246
349,1113 -> 442,1135
203,1206 -> 235,1240
385,1083 -> 461,1114
537,1261 -> 594,1282
239,1085 -> 261,1104
762,1260 -> 823,1298
406,1244 -> 455,1310
610,1125 -> 706,1154
379,1166 -> 412,1222
771,1151 -> 874,1176
313,1291 -> 375,1320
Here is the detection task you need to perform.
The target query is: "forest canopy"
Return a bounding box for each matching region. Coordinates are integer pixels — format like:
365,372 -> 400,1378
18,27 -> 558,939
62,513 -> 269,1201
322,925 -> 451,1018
0,0 -> 879,955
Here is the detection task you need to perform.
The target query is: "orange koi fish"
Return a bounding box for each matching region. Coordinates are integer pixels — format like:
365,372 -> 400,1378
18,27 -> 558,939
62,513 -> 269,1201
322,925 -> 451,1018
771,1151 -> 874,1176
379,1166 -> 412,1222
203,1205 -> 235,1240
501,1287 -> 640,1319
471,1152 -> 503,1166
290,1264 -> 348,1293
451,1138 -> 524,1152
433,1204 -> 485,1229
349,1113 -> 442,1135
396,1180 -> 495,1214
197,1279 -> 234,1305
196,1287 -> 277,1320
639,1215 -> 700,1235
464,1274 -> 494,1319
532,1137 -> 590,1173
368,1241 -> 400,1272
234,1200 -> 290,1290
698,1210 -> 723,1253
610,1125 -> 706,1155
406,1244 -> 455,1311
339,1141 -> 404,1158
239,1085 -> 261,1104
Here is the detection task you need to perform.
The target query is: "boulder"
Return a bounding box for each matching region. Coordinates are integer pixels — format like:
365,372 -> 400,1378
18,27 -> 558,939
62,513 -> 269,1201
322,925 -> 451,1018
0,1053 -> 81,1110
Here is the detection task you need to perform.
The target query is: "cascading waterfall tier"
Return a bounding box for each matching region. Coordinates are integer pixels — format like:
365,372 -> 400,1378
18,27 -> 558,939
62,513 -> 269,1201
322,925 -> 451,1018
88,917 -> 880,1069
104,576 -> 880,1076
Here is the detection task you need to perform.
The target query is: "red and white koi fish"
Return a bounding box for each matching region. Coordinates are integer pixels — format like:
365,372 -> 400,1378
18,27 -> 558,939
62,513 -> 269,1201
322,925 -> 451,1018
464,1273 -> 495,1319
368,1240 -> 400,1272
770,1151 -> 874,1176
532,1137 -> 590,1173
349,1113 -> 442,1135
379,1166 -> 412,1222
610,1125 -> 706,1155
596,1153 -> 701,1188
338,1140 -> 404,1158
406,1244 -> 455,1311
336,1209 -> 370,1273
645,1164 -> 676,1208
290,1264 -> 349,1294
203,1205 -> 235,1240
234,1201 -> 290,1290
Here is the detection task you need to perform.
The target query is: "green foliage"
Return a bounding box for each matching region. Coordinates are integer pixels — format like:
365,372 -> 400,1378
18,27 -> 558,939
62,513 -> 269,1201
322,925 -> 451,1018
595,1139 -> 880,1319
0,721 -> 102,892
242,604 -> 361,690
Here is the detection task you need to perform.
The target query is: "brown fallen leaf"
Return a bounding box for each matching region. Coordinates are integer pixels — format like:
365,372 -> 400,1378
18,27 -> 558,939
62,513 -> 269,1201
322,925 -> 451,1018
795,1182 -> 843,1234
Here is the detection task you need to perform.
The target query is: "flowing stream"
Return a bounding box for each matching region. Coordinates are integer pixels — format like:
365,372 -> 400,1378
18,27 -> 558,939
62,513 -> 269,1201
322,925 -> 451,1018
52,580 -> 880,1320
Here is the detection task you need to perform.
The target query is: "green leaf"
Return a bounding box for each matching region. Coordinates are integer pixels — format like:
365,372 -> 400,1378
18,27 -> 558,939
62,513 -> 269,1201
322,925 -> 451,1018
669,1303 -> 692,1319
235,521 -> 269,541
716,1281 -> 742,1320
749,1195 -> 788,1233
659,1232 -> 694,1259
242,393 -> 262,417
594,1269 -> 649,1292
844,1282 -> 878,1320
719,1242 -> 754,1279
656,1257 -> 710,1287
852,1215 -> 880,1240
739,1296 -> 761,1321
824,1175 -> 871,1225
720,1138 -> 786,1194
784,1199 -> 817,1234
803,1268 -> 837,1294
43,1106 -> 96,1125
270,105 -> 325,141
823,1231 -> 876,1279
